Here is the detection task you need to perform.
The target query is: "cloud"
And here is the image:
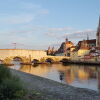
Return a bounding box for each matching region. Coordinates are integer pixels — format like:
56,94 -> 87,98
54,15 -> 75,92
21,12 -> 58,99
45,27 -> 75,38
21,2 -> 41,10
61,29 -> 96,44
0,25 -> 97,50
0,2 -> 49,25
39,9 -> 49,15
0,1 -> 50,49
0,14 -> 34,24
0,25 -> 48,49
48,27 -> 74,31
44,26 -> 97,45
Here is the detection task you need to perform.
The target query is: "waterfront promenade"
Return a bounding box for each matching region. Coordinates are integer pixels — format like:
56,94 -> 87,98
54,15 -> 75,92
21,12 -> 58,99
62,60 -> 100,65
11,69 -> 100,100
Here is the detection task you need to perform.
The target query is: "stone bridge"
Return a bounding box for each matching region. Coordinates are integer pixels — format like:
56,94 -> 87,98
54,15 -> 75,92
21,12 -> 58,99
0,49 -> 69,64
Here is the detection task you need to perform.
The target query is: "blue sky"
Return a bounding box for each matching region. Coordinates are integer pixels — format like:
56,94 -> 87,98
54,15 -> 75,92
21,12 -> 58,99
0,0 -> 100,50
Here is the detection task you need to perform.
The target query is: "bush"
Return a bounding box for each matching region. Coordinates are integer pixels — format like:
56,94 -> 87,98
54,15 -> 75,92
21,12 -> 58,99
0,65 -> 27,100
0,65 -> 11,83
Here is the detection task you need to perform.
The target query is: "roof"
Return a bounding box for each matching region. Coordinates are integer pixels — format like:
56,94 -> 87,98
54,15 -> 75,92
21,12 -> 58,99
86,39 -> 96,44
78,39 -> 96,44
95,47 -> 100,50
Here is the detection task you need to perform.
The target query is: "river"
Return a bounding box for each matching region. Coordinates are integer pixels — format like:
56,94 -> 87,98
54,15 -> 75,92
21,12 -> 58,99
9,62 -> 100,91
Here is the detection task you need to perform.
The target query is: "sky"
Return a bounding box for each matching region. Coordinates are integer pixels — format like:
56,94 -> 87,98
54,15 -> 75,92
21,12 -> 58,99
0,0 -> 100,50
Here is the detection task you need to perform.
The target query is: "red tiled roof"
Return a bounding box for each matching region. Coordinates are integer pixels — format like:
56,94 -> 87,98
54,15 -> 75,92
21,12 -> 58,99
86,39 -> 96,44
78,39 -> 96,44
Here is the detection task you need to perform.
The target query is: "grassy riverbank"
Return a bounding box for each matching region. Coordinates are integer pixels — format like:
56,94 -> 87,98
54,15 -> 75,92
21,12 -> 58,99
0,65 -> 47,100
0,65 -> 27,100
1,64 -> 100,100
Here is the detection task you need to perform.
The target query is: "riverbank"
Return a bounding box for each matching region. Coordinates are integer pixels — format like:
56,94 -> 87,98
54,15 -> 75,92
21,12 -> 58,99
11,69 -> 100,100
62,60 -> 100,66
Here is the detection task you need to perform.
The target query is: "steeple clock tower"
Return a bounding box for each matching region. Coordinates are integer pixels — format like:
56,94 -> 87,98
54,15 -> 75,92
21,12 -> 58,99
96,17 -> 100,47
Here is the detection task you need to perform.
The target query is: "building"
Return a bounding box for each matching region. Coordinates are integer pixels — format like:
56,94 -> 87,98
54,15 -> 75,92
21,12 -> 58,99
96,17 -> 100,47
71,38 -> 96,60
55,38 -> 74,56
77,39 -> 96,50
47,46 -> 55,55
55,17 -> 100,60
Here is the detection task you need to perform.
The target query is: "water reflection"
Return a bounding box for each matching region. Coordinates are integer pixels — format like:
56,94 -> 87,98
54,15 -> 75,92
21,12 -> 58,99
9,62 -> 100,91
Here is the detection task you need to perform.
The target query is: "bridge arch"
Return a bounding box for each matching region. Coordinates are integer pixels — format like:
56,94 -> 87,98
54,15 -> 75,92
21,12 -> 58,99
45,58 -> 54,63
32,59 -> 39,63
13,57 -> 23,61
4,56 -> 30,64
12,57 -> 23,64
60,58 -> 68,63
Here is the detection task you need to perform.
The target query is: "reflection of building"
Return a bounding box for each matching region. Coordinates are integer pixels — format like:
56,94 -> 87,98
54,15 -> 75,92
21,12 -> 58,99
63,66 -> 97,85
78,69 -> 89,80
65,68 -> 75,84
20,65 -> 50,76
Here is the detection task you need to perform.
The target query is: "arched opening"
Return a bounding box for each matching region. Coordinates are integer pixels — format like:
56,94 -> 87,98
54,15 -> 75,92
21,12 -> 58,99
60,58 -> 68,63
12,57 -> 23,65
45,58 -> 54,63
32,59 -> 39,64
67,53 -> 70,57
0,60 -> 3,64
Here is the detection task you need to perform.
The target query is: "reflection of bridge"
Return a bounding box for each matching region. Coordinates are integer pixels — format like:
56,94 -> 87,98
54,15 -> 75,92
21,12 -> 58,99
0,49 -> 69,64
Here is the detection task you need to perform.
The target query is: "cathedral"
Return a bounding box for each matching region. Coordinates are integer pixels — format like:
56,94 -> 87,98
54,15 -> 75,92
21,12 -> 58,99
96,17 -> 100,47
55,38 -> 74,54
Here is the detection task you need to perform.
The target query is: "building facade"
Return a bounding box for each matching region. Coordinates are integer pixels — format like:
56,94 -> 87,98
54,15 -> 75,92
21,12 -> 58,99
77,39 -> 96,50
55,38 -> 74,56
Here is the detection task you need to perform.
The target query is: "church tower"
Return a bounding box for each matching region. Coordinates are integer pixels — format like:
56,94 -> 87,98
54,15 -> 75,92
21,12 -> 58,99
96,17 -> 100,47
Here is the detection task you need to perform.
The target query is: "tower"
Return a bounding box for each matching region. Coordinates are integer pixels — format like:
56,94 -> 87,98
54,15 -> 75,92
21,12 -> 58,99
47,46 -> 51,55
65,37 -> 68,42
96,16 -> 100,47
87,34 -> 89,40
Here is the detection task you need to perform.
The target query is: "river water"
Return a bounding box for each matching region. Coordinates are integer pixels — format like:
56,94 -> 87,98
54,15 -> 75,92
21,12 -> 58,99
9,62 -> 100,91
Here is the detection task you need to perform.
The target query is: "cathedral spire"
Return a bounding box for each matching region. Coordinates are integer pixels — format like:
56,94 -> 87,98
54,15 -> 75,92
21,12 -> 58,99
98,16 -> 100,28
96,16 -> 100,47
97,16 -> 100,36
65,37 -> 68,42
87,34 -> 89,40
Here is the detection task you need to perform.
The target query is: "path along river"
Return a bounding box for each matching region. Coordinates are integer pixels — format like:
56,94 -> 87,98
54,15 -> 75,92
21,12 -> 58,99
9,61 -> 100,92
